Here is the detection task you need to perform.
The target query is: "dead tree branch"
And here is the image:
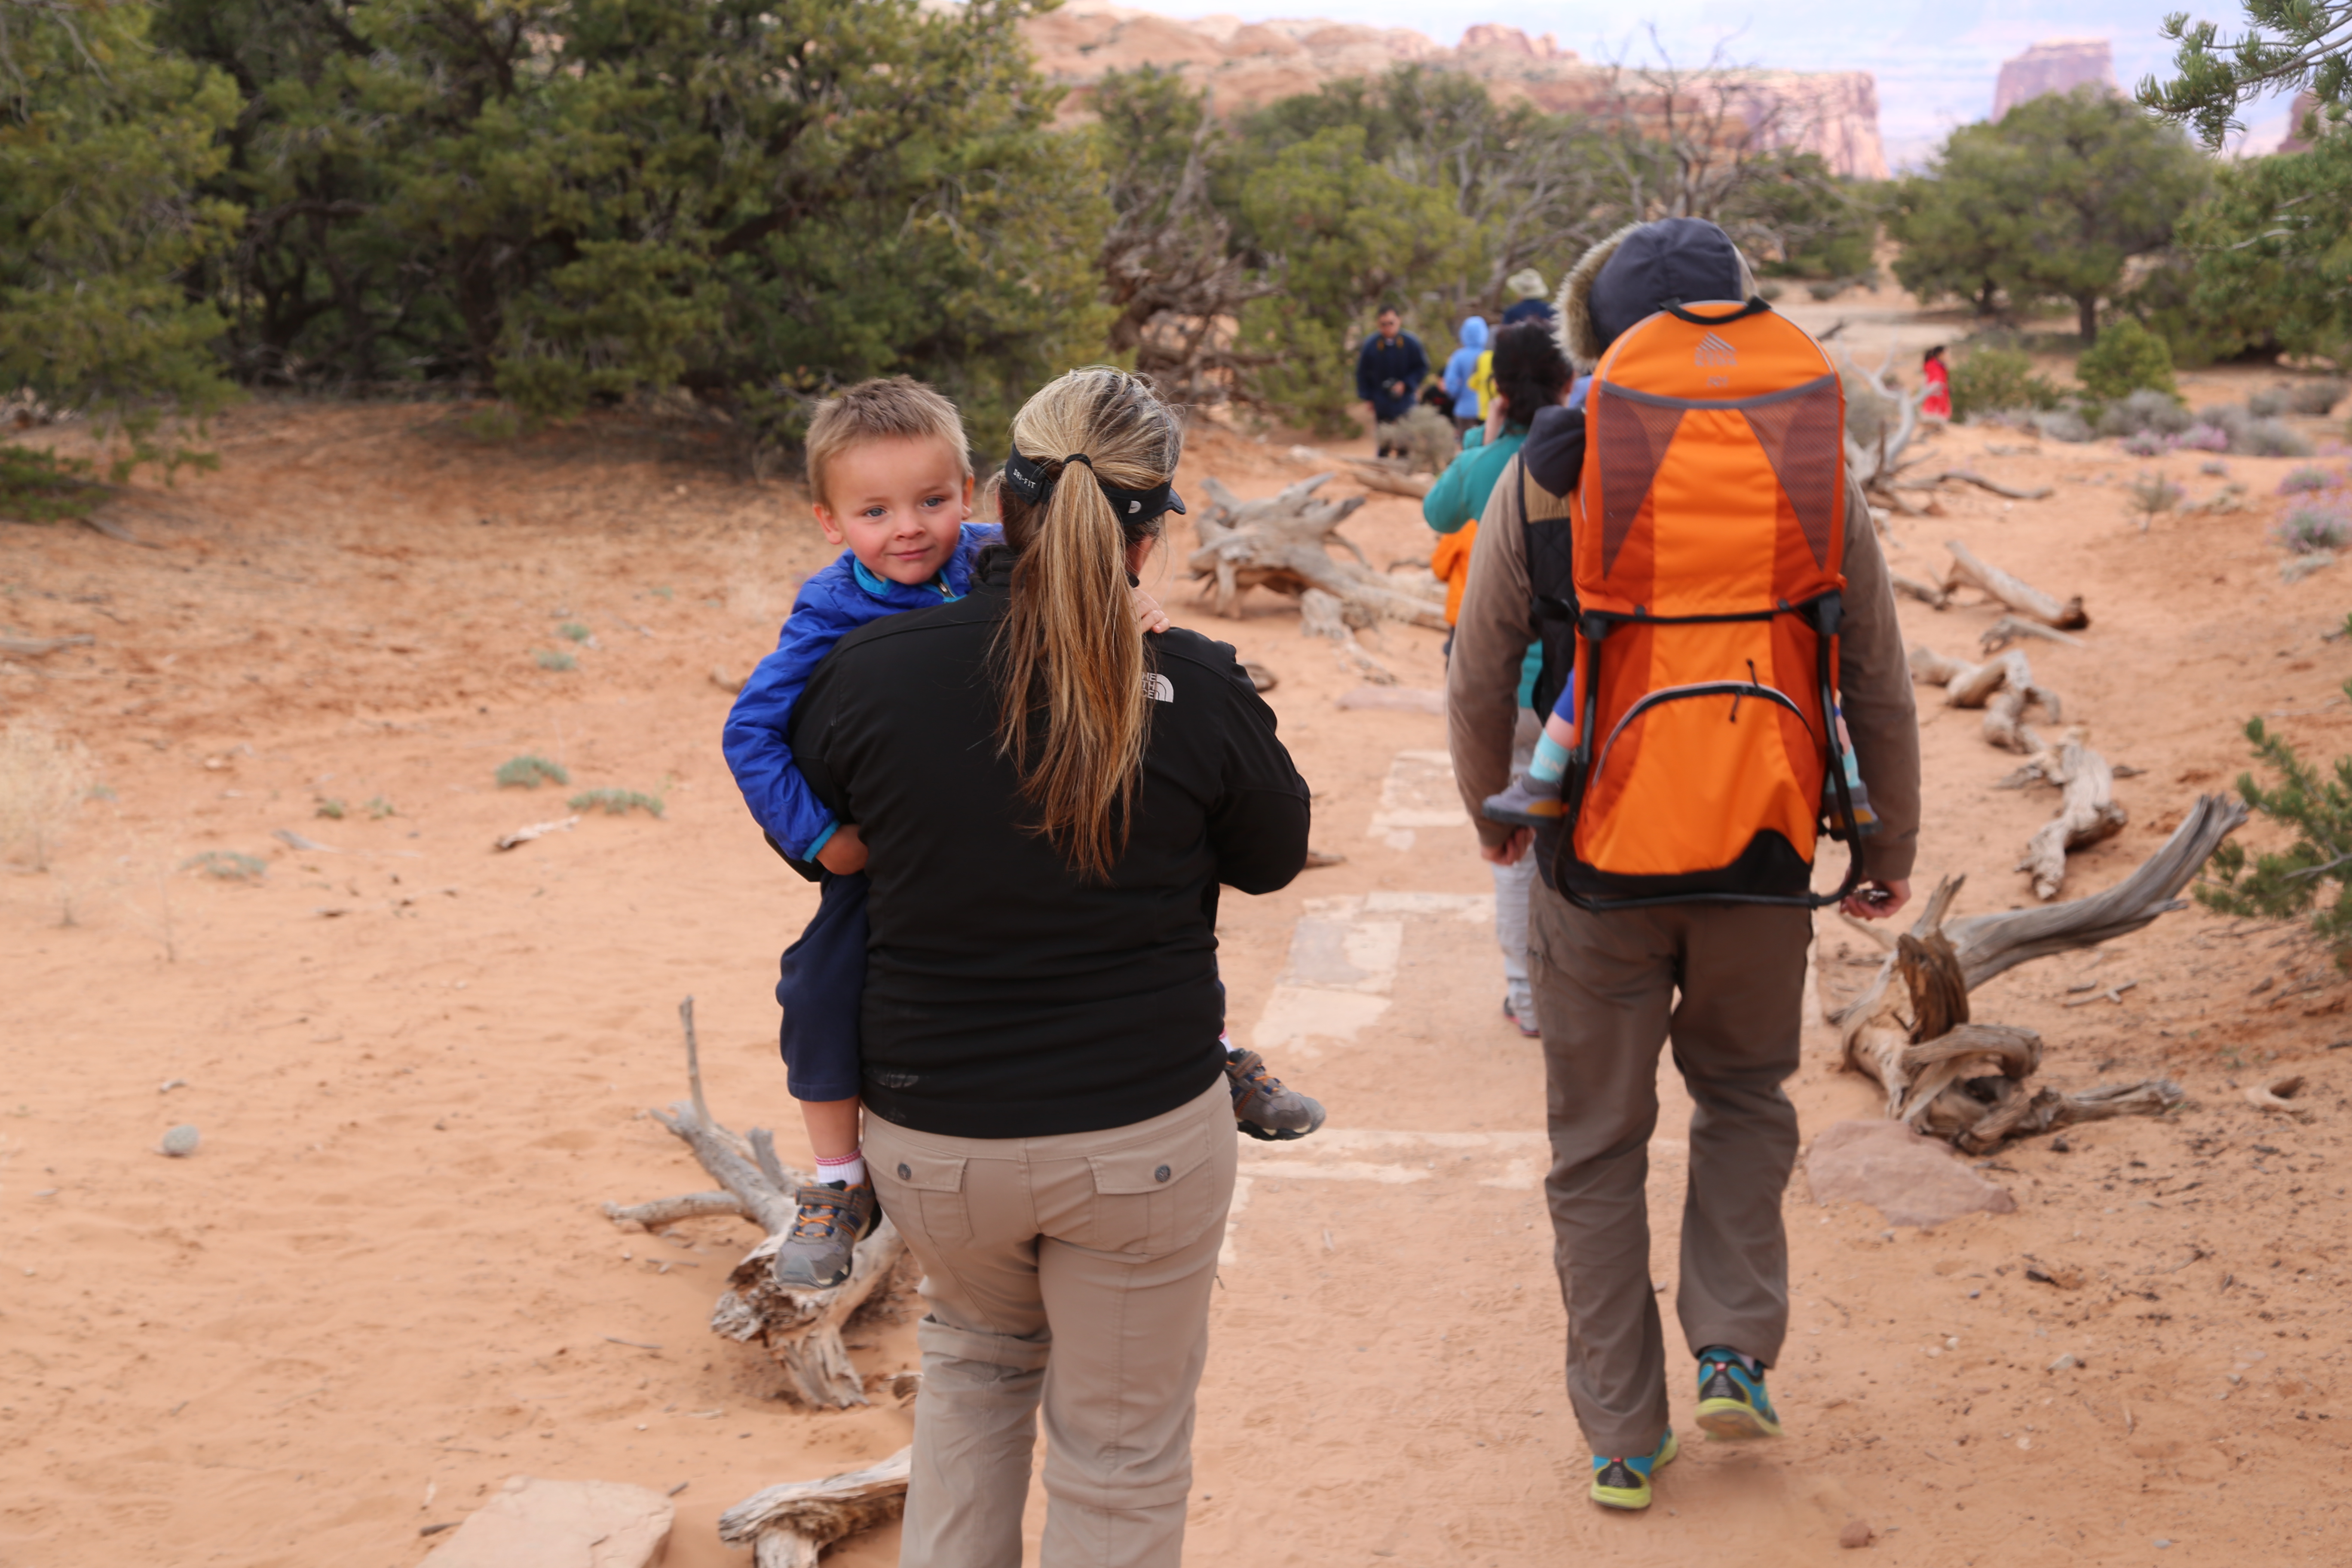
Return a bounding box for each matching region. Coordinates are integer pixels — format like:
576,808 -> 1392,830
1188,475 -> 1446,630
720,1448 -> 912,1568
1944,540 -> 2088,629
1827,795 -> 2243,1151
2018,729 -> 2128,900
611,1001 -> 907,1409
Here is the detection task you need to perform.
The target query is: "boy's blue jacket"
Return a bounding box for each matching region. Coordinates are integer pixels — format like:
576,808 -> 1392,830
722,521 -> 998,861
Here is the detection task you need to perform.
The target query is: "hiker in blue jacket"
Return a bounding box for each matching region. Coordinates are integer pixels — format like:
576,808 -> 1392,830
1441,316 -> 1490,436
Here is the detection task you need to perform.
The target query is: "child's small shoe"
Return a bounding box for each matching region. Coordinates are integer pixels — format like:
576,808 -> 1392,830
771,1180 -> 881,1290
1482,772 -> 1565,827
1225,1047 -> 1325,1142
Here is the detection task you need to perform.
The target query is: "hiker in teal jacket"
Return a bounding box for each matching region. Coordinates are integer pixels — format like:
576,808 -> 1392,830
1422,320 -> 1576,1038
1423,321 -> 1572,535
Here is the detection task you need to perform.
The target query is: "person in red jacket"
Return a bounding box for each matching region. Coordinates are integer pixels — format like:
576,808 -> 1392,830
1921,344 -> 1952,420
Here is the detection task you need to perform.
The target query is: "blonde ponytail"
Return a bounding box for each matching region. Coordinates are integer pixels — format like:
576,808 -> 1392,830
994,368 -> 1184,881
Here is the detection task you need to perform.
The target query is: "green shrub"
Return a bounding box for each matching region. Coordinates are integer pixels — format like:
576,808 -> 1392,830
2076,318 -> 2177,404
183,850 -> 266,881
2199,692 -> 2352,965
314,797 -> 346,819
533,648 -> 577,672
1948,348 -> 2061,421
0,447 -> 105,524
365,796 -> 395,819
557,622 -> 592,643
570,788 -> 665,818
496,755 -> 570,789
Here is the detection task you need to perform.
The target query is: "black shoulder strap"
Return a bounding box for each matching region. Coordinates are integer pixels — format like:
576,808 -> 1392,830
1522,459 -> 1578,720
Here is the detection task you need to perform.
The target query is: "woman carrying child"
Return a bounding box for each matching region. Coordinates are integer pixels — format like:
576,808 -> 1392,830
775,368 -> 1311,1566
720,378 -> 1320,1294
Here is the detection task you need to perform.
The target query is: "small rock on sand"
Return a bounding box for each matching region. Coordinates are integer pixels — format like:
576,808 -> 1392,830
1805,1119 -> 2017,1228
161,1125 -> 200,1158
1840,1518 -> 1874,1549
420,1476 -> 673,1568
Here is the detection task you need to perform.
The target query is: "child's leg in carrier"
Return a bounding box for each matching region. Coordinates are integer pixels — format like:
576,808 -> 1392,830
1482,673 -> 1579,826
1214,976 -> 1326,1142
772,872 -> 882,1290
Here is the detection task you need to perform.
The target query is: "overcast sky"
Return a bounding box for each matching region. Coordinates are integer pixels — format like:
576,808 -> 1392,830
1103,0 -> 2285,166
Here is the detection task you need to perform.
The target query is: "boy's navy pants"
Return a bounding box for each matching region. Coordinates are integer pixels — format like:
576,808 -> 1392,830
775,870 -> 867,1102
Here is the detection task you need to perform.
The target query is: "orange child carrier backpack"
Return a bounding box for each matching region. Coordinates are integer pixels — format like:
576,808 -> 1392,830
1556,296 -> 1866,908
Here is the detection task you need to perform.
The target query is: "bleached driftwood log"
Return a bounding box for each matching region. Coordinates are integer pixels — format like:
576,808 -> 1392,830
1890,573 -> 1952,610
1342,456 -> 1435,499
1908,645 -> 2058,753
1301,589 -> 1400,684
1189,475 -> 1446,630
1929,469 -> 2055,501
608,999 -> 906,1409
1844,348 -> 1926,496
1829,795 -> 2245,1152
720,1448 -> 913,1568
1944,540 -> 2088,629
2017,729 -> 2128,900
1979,616 -> 2084,653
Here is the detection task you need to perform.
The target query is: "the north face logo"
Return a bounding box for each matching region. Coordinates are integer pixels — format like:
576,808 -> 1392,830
1694,333 -> 1737,367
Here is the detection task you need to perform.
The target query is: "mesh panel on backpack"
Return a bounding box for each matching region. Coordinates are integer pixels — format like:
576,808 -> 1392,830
1740,382 -> 1844,570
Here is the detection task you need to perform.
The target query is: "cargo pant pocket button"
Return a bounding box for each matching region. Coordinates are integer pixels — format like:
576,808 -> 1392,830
1155,1165 -> 1171,1182
897,1163 -> 912,1180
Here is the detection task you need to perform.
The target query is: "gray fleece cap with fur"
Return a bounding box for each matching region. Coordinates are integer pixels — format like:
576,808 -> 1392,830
1554,217 -> 1758,371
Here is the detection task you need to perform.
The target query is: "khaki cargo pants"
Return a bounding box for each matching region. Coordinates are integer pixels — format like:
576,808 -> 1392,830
1527,879 -> 1810,1458
867,1079 -> 1237,1568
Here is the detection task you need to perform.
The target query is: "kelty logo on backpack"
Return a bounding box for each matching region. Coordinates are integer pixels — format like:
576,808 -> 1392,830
1694,332 -> 1737,367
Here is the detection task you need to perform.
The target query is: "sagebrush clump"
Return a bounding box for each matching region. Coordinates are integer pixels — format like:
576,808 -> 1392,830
570,788 -> 665,818
183,850 -> 266,882
2274,500 -> 2352,555
496,754 -> 570,789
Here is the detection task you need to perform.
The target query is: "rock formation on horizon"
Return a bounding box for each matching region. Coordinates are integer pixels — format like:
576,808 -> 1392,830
1023,9 -> 1889,181
1991,38 -> 2116,119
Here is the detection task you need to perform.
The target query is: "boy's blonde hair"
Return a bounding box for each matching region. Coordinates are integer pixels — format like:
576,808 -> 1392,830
804,377 -> 971,512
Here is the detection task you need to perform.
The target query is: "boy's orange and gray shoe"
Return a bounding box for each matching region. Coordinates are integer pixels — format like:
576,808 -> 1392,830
1482,772 -> 1566,829
1589,1428 -> 1678,1510
771,1180 -> 881,1290
1225,1047 -> 1325,1142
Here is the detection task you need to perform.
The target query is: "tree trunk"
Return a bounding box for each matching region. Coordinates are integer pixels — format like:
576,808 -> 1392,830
2077,295 -> 2099,346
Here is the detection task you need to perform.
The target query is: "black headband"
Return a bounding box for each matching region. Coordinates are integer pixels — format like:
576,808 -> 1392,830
1002,450 -> 1186,524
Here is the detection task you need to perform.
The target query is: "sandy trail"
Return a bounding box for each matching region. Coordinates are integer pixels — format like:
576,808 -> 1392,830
4,372 -> 2351,1566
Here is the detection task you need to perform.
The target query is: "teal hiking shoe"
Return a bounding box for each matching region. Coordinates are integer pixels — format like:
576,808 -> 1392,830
1694,1346 -> 1783,1439
1589,1428 -> 1677,1511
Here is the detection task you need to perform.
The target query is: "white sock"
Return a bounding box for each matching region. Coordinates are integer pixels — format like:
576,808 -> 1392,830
815,1151 -> 866,1188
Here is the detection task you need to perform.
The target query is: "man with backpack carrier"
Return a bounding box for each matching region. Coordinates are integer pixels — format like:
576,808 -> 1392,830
1445,218 -> 1921,1512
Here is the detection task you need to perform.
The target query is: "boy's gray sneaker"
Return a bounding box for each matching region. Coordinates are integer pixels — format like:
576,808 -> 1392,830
1226,1047 -> 1326,1142
771,1180 -> 880,1290
1481,771 -> 1567,828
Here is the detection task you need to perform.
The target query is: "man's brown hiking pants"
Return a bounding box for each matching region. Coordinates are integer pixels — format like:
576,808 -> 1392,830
1527,879 -> 1809,1458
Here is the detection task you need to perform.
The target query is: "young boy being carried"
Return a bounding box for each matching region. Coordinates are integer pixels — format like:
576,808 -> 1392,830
722,377 -> 1323,1289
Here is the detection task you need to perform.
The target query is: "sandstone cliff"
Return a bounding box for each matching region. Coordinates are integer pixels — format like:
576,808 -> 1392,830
1023,9 -> 1889,181
1991,38 -> 2116,119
